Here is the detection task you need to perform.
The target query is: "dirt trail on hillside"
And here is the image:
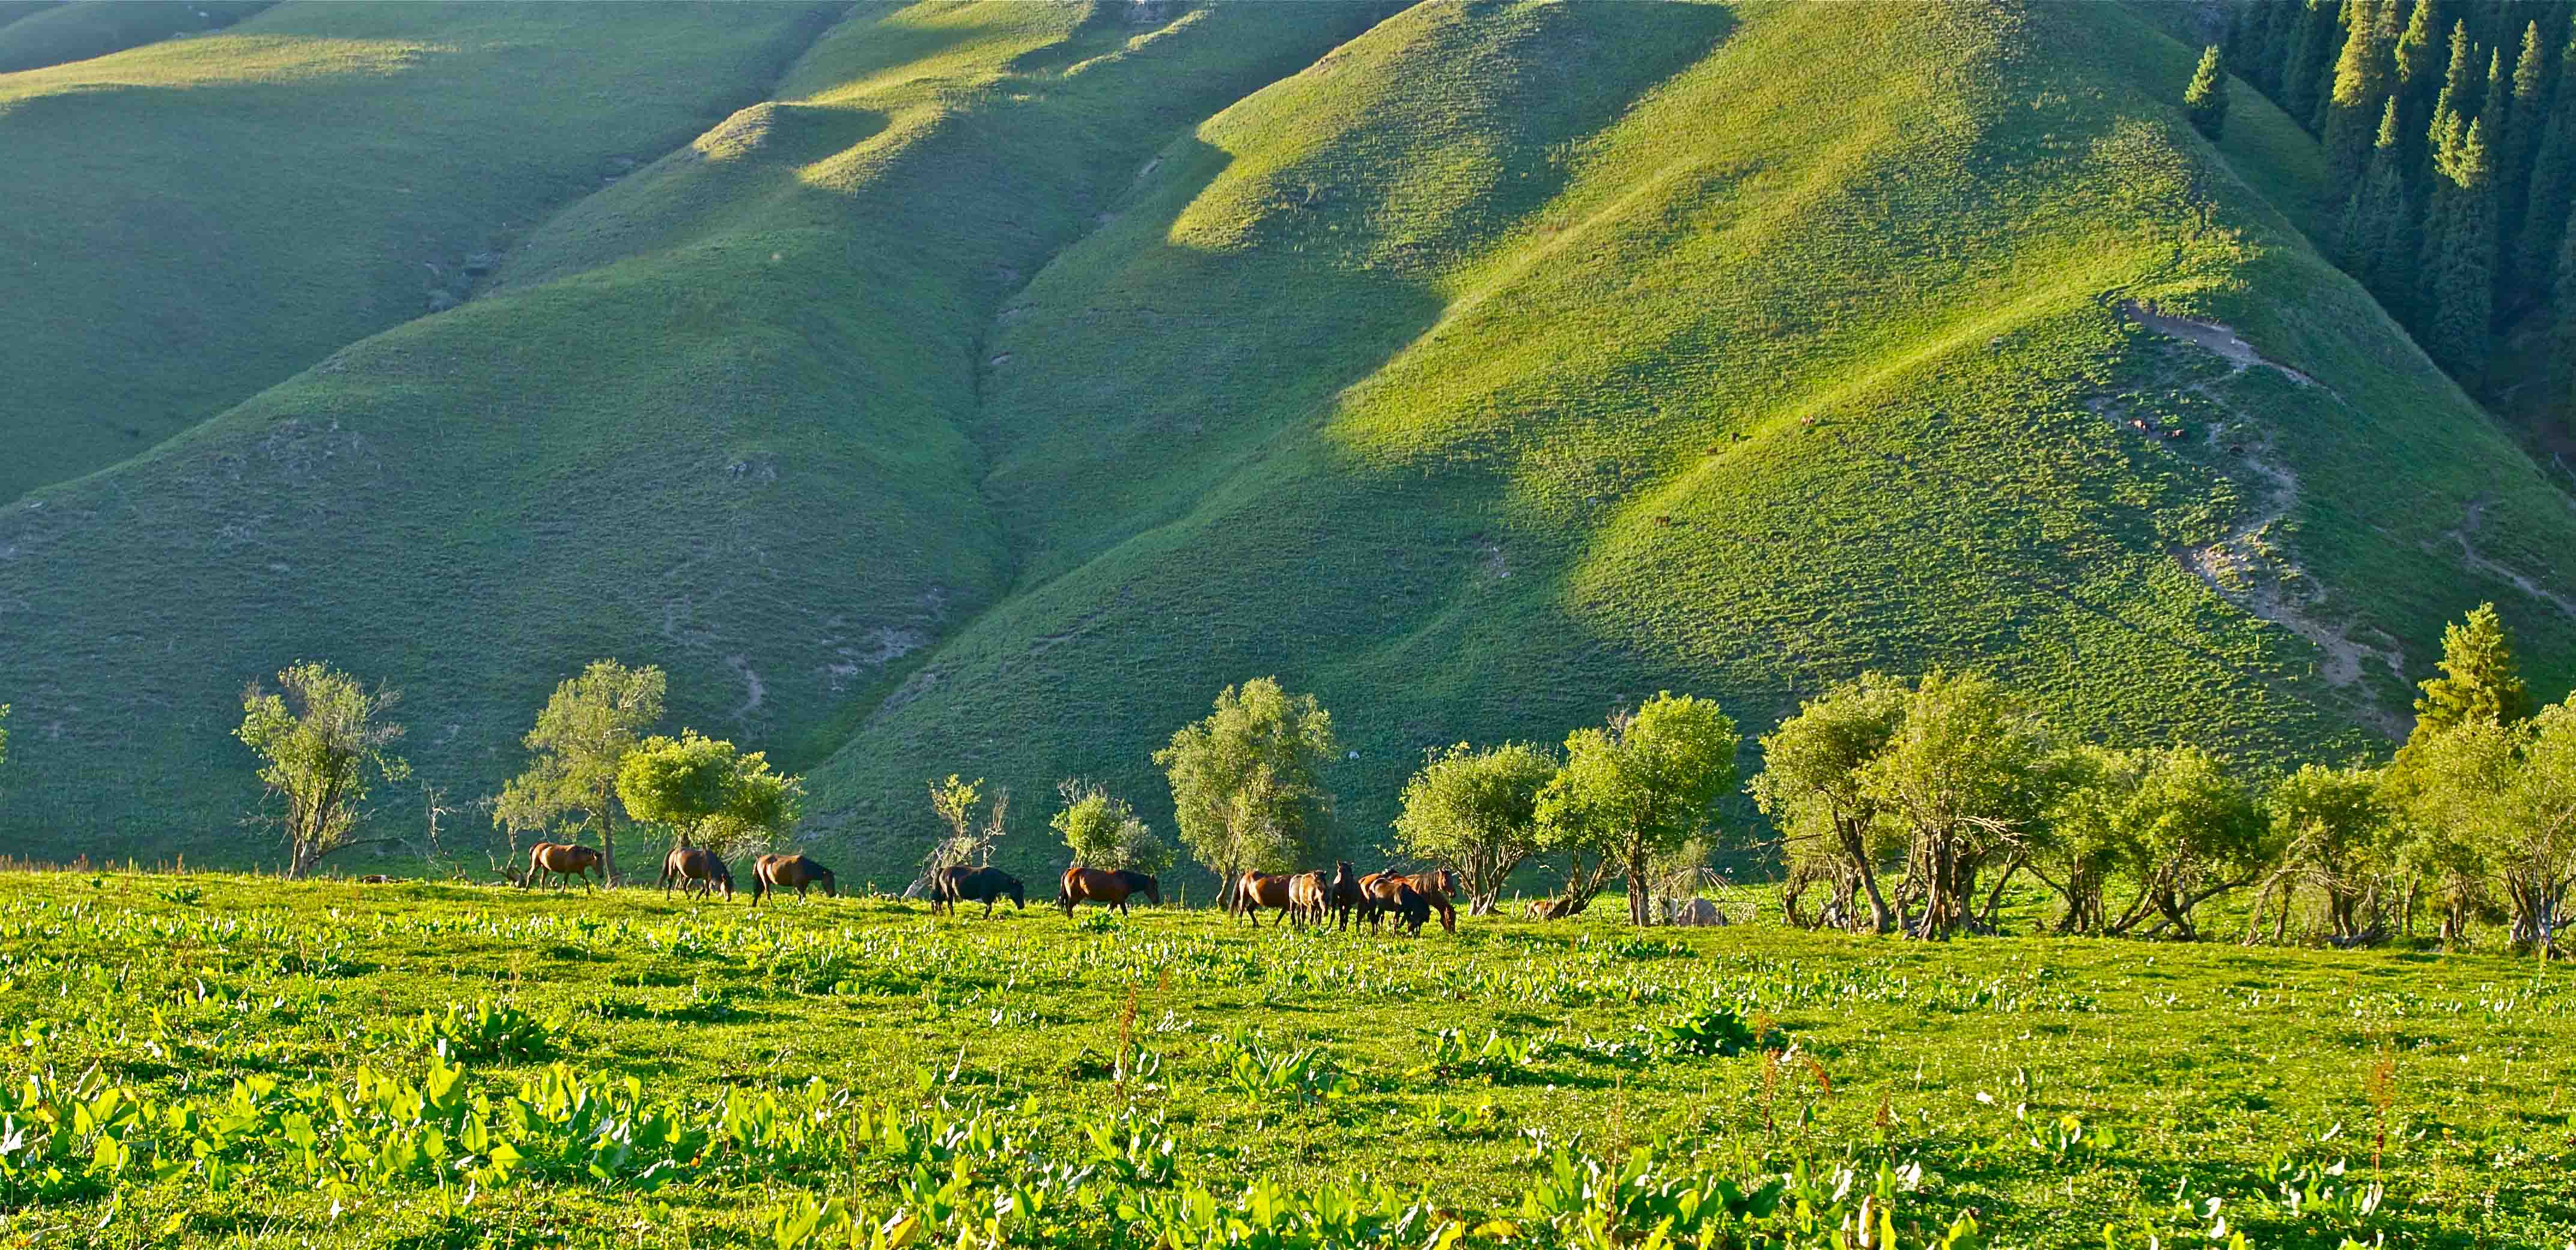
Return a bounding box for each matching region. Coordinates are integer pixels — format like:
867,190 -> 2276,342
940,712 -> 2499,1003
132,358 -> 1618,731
2119,300 -> 2323,387
2100,303 -> 2406,732
2450,499 -> 2576,620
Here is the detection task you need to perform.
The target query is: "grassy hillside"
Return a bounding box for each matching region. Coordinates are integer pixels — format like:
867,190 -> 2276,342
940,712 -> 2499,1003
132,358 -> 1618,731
0,0 -> 1395,866
0,872 -> 2568,1247
797,0 -> 2576,879
5,0 -> 2576,884
0,1 -> 838,503
0,0 -> 270,73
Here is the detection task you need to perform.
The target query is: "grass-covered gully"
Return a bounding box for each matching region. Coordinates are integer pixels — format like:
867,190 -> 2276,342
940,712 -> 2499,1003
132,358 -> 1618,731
0,873 -> 2568,1248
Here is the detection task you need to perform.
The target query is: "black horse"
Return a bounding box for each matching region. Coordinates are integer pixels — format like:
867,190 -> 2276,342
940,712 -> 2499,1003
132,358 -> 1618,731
1323,861 -> 1366,931
931,865 -> 1025,917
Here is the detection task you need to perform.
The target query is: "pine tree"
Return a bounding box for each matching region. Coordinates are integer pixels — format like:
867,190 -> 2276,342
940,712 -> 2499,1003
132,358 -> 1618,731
2395,0 -> 2442,111
2285,0 -> 2345,132
2420,115 -> 2498,376
2442,19 -> 2480,114
2407,602 -> 2532,745
2391,0 -> 2444,175
2186,43 -> 2231,140
2524,14 -> 2576,304
2339,96 -> 2412,293
2324,0 -> 2399,184
2249,0 -> 2301,97
2225,1 -> 2271,96
2498,20 -> 2551,311
2552,223 -> 2576,407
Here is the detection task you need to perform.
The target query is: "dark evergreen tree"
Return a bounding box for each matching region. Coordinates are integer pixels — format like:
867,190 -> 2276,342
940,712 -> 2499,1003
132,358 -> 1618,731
2442,19 -> 2480,115
2553,220 -> 2576,408
2420,116 -> 2498,376
2187,44 -> 2232,140
2285,0 -> 2346,132
2226,0 -> 2277,96
2340,96 -> 2413,294
2394,0 -> 2442,108
2393,0 -> 2446,178
2500,20 -> 2551,311
2521,60 -> 2576,299
2324,0 -> 2399,184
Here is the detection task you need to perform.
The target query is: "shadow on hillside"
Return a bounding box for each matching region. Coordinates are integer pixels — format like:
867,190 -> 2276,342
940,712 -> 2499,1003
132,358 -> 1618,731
806,4 -> 1745,863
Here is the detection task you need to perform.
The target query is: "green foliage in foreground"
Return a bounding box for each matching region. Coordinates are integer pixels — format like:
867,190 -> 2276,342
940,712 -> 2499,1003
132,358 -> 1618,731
0,873 -> 2568,1248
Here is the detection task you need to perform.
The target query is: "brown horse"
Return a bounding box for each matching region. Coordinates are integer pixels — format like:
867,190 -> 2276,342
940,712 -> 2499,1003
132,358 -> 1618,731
519,842 -> 602,890
1059,867 -> 1160,916
1321,861 -> 1366,931
751,854 -> 835,906
1286,871 -> 1326,928
660,846 -> 733,900
1362,876 -> 1433,936
1361,868 -> 1458,933
1232,872 -> 1298,927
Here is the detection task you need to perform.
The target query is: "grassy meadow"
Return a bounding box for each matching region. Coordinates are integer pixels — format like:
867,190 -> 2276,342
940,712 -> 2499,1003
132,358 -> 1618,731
0,870 -> 2569,1248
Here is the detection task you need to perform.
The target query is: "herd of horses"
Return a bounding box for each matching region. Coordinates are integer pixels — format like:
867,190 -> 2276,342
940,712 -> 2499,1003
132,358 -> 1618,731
511,842 -> 1460,934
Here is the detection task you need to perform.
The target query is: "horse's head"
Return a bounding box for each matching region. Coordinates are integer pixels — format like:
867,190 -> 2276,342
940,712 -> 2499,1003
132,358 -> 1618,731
1008,877 -> 1025,909
1433,867 -> 1461,896
818,868 -> 838,897
1332,860 -> 1355,886
1135,873 -> 1162,906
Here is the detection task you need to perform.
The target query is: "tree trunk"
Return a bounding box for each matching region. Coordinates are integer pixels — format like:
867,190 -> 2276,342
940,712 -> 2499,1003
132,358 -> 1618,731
1625,848 -> 1651,926
597,787 -> 620,888
1856,856 -> 1892,933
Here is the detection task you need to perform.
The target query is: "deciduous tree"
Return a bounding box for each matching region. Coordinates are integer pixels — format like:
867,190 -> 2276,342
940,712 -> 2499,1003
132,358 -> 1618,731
1535,693 -> 1738,926
1156,678 -> 1338,906
236,662 -> 410,878
1860,672 -> 2063,938
1392,741 -> 1557,916
1052,779 -> 1172,876
493,659 -> 663,885
1750,673 -> 1907,932
2247,763 -> 2391,944
615,730 -> 800,858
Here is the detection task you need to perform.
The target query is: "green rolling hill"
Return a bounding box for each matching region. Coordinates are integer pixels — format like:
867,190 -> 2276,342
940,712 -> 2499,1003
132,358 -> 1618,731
3,0 -> 2573,885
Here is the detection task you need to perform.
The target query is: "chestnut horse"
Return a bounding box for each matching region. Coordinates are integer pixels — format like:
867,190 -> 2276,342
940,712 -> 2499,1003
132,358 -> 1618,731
751,854 -> 835,906
1058,867 -> 1160,916
660,846 -> 733,900
1361,868 -> 1458,933
1232,872 -> 1297,927
931,865 -> 1024,917
519,842 -> 602,890
1362,876 -> 1433,936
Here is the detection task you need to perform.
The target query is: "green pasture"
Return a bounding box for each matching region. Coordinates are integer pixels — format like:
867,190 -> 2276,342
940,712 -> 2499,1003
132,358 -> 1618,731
0,871 -> 2567,1248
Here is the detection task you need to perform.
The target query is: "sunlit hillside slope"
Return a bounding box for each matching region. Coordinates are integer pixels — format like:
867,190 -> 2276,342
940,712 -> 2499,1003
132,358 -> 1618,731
2,1 -> 2572,882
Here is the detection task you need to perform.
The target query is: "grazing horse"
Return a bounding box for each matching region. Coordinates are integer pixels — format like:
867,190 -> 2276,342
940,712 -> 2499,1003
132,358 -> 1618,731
1232,872 -> 1297,927
1362,876 -> 1433,935
751,854 -> 836,906
1058,867 -> 1160,916
519,842 -> 603,891
1286,871 -> 1326,927
931,865 -> 1025,917
1361,868 -> 1458,933
660,846 -> 733,900
1322,861 -> 1367,931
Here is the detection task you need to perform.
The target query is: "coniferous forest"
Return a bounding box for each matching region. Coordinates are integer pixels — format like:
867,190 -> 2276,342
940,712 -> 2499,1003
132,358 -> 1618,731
2230,0 -> 2576,441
